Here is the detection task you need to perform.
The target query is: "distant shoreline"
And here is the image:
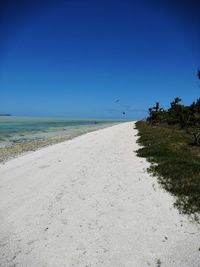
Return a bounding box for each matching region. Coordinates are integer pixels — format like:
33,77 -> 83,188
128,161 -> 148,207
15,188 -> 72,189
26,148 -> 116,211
0,114 -> 11,116
0,122 -> 119,163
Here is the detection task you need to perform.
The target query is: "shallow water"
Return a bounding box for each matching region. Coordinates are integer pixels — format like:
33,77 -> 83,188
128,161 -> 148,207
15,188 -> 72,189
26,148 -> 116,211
0,116 -> 119,147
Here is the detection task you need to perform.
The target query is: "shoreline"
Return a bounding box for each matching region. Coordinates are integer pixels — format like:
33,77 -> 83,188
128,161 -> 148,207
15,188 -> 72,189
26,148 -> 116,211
0,122 -> 200,266
0,122 -> 119,163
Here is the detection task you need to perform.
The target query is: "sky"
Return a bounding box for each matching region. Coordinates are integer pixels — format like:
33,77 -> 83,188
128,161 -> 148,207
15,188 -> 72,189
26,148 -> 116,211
0,0 -> 200,119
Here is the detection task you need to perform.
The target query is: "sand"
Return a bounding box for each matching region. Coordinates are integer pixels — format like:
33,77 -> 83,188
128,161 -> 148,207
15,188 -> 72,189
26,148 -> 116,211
0,122 -> 117,162
0,122 -> 200,267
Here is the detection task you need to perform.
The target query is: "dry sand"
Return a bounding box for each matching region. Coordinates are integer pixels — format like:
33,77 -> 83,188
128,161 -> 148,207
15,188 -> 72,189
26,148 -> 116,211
0,122 -> 200,267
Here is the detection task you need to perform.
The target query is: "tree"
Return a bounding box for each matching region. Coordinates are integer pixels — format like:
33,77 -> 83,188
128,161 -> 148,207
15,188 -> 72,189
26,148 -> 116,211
147,102 -> 165,124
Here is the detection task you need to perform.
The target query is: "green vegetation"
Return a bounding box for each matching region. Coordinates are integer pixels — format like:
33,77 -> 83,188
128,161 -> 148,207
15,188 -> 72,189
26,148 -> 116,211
136,69 -> 200,220
136,121 -> 200,217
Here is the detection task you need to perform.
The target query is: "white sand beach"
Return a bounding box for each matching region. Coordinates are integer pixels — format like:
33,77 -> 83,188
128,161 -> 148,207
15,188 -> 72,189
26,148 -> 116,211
0,122 -> 200,267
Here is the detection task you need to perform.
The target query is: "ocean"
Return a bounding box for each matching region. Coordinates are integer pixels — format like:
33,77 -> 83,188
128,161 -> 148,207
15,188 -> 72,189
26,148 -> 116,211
0,116 -> 119,148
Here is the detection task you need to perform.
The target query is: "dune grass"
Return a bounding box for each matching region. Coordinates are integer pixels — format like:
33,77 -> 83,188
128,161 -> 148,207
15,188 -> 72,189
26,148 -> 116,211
136,121 -> 200,220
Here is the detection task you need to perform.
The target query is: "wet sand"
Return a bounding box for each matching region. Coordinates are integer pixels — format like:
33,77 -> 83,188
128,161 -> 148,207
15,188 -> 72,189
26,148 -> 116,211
0,123 -> 116,162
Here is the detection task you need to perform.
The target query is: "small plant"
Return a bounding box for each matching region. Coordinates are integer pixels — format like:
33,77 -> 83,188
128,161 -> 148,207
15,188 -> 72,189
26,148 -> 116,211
156,258 -> 162,267
192,127 -> 200,145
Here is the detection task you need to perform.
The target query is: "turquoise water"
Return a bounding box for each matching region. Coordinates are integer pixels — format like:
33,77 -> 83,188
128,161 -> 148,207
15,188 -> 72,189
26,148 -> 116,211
0,116 -> 118,147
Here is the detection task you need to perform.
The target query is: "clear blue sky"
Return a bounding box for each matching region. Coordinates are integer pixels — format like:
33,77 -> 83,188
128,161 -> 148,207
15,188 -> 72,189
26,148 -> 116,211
0,0 -> 200,119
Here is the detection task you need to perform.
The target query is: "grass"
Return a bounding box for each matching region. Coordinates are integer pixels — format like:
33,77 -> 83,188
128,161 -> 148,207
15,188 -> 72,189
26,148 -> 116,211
136,121 -> 200,220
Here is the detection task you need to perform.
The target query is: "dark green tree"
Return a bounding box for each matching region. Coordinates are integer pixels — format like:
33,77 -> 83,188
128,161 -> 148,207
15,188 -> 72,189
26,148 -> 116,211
197,68 -> 200,80
147,102 -> 165,124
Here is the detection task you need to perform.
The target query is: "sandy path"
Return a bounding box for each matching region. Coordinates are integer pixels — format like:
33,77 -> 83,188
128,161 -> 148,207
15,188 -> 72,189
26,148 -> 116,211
0,122 -> 200,267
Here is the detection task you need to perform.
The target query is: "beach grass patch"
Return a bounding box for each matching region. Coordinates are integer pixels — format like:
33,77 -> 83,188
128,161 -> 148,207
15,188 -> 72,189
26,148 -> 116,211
136,121 -> 200,219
